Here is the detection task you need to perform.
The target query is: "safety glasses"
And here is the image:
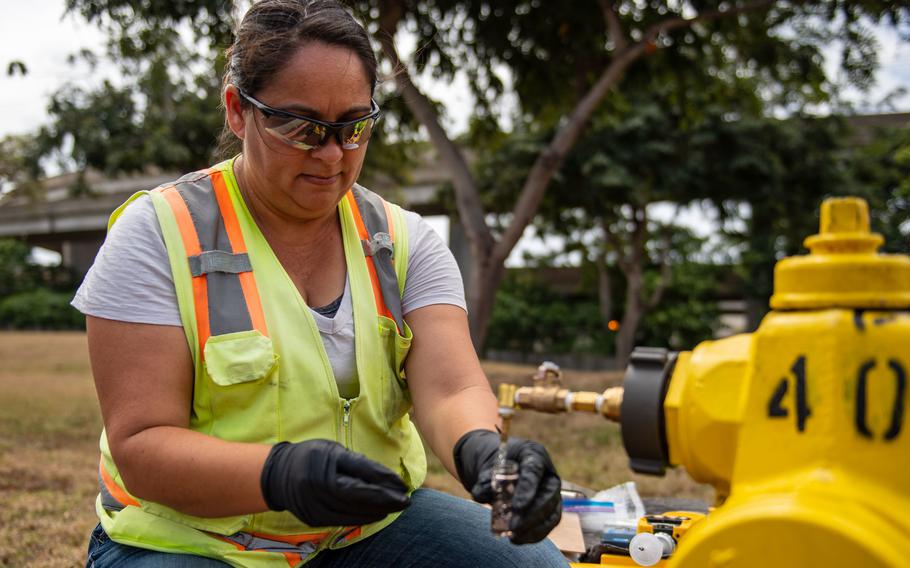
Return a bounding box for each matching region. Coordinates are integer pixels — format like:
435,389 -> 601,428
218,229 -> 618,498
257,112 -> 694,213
238,88 -> 380,151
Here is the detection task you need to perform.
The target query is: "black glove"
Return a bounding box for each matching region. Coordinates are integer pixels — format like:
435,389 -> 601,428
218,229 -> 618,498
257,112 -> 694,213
261,440 -> 410,527
454,429 -> 562,544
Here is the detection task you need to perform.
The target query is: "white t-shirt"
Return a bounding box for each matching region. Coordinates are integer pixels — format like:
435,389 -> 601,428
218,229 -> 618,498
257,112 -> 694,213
72,193 -> 466,398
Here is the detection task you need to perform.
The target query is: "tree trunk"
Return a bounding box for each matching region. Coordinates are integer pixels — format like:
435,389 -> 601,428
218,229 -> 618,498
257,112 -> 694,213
596,253 -> 613,331
616,269 -> 643,369
466,257 -> 507,352
373,0 -> 776,351
745,205 -> 775,330
614,206 -> 646,368
596,219 -> 614,329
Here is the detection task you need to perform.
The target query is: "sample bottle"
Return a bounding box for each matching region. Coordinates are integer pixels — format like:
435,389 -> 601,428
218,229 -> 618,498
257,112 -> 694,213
490,460 -> 519,537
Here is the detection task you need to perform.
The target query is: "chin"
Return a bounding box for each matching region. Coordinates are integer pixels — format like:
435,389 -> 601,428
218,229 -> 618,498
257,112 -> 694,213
289,182 -> 347,216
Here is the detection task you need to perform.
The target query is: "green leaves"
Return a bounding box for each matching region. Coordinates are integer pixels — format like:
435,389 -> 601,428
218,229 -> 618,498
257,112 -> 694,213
37,70 -> 224,177
5,60 -> 27,77
0,237 -> 80,331
64,0 -> 235,58
845,122 -> 910,253
486,270 -> 611,355
0,135 -> 44,198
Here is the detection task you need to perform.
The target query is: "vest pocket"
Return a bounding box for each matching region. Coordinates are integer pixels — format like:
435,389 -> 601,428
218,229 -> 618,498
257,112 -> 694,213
378,317 -> 413,430
203,330 -> 279,442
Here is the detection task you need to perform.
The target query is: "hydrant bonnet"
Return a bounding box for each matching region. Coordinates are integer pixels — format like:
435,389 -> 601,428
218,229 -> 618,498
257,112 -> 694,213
770,197 -> 910,309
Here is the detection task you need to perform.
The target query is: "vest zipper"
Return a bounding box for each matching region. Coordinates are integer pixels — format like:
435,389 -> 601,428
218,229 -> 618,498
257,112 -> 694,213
341,399 -> 354,450
325,399 -> 357,552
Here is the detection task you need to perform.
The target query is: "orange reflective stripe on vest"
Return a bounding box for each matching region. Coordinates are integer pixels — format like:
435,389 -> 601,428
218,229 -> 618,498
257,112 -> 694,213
159,185 -> 212,352
210,526 -> 360,566
153,170 -> 268,355
98,458 -> 140,509
209,170 -> 269,338
345,188 -> 405,333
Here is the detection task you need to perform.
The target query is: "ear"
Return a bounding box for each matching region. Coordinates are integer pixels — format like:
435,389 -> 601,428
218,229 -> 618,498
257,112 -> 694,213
224,85 -> 247,140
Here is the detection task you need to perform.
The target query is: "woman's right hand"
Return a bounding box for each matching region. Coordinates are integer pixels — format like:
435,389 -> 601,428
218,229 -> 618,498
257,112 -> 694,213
260,440 -> 411,527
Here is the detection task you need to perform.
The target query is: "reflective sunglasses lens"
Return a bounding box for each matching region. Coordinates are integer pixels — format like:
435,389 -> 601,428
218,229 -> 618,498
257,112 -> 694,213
339,118 -> 375,150
261,112 -> 376,151
263,116 -> 328,150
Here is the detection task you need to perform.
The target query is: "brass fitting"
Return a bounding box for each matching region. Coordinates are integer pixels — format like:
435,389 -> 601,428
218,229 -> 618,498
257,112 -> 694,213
599,386 -> 623,421
533,361 -> 563,386
497,383 -> 517,412
501,382 -> 623,422
498,362 -> 623,422
514,384 -> 572,413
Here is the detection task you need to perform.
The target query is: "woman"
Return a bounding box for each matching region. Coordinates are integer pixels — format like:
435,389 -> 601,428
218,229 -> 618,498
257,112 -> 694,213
75,1 -> 565,566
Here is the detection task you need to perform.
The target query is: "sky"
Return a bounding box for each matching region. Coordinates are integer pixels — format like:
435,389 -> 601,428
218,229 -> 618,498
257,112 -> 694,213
0,0 -> 107,138
2,1 -> 909,265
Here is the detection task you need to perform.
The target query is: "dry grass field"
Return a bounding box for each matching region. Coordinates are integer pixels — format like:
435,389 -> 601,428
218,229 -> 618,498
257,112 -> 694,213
0,331 -> 710,567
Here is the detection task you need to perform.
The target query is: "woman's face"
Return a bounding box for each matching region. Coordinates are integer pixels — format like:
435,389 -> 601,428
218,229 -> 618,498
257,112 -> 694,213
227,42 -> 373,222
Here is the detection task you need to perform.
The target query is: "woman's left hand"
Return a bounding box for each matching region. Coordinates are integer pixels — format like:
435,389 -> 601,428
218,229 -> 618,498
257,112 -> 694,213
454,429 -> 563,544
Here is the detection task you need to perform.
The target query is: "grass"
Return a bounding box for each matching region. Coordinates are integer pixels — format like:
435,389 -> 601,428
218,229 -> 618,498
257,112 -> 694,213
0,332 -> 711,567
0,332 -> 102,568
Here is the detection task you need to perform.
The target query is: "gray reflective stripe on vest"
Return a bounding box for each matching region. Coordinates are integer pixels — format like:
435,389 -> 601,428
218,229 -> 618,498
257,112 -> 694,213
171,172 -> 254,337
351,185 -> 405,332
98,470 -> 125,511
189,250 -> 253,277
219,532 -> 318,556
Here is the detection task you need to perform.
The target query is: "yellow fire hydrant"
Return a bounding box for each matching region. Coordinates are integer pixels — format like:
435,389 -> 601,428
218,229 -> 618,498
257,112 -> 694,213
500,197 -> 910,567
625,197 -> 910,567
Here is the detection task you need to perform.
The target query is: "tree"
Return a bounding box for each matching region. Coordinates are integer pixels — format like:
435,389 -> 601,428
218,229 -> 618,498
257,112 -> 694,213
637,246 -> 724,352
846,122 -> 910,252
349,0 -> 908,347
469,35 -> 772,363
475,98 -> 699,365
23,1 -> 420,193
690,113 -> 855,326
0,239 -> 39,297
0,134 -> 44,198
0,238 -> 83,330
27,0 -> 910,348
485,270 -> 608,357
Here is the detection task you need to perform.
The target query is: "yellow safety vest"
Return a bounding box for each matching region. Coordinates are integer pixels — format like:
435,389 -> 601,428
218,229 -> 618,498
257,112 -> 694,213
94,158 -> 426,567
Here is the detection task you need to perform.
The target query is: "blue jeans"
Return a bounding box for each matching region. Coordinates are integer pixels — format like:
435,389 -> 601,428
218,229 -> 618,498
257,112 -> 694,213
86,488 -> 569,567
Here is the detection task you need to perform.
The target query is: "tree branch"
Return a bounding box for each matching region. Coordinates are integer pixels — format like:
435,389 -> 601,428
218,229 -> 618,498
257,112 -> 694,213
599,0 -> 628,52
375,0 -> 495,259
492,0 -> 782,267
643,0 -> 779,44
493,44 -> 644,265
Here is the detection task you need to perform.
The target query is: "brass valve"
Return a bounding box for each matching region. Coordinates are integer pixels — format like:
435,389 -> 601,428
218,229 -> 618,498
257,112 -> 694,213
498,361 -> 623,422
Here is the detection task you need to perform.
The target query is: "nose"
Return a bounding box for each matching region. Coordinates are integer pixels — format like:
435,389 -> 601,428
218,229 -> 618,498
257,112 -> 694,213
309,135 -> 344,164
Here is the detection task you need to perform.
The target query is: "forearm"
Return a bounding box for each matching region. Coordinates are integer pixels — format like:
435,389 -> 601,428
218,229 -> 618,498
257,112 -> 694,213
403,305 -> 502,478
412,380 -> 500,478
113,425 -> 271,517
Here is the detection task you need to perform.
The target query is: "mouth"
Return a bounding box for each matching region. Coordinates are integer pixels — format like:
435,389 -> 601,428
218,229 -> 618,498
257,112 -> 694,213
299,172 -> 341,186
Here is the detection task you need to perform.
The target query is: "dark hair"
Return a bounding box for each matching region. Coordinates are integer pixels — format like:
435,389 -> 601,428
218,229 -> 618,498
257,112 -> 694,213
216,0 -> 377,158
